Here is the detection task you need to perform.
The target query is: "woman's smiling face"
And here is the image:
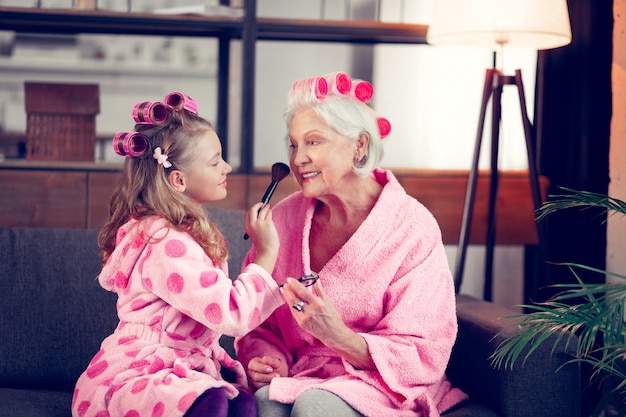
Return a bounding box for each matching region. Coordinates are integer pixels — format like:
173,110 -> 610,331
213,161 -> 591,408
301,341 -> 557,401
288,108 -> 358,200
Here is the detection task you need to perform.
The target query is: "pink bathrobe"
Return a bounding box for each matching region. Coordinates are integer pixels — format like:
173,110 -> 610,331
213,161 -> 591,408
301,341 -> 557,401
72,216 -> 284,417
236,169 -> 468,417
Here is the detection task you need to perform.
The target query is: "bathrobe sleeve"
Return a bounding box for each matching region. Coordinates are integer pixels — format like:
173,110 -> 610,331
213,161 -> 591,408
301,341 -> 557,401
129,223 -> 284,337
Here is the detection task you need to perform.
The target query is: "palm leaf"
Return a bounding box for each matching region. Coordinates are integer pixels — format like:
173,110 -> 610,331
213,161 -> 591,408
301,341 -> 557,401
536,187 -> 626,221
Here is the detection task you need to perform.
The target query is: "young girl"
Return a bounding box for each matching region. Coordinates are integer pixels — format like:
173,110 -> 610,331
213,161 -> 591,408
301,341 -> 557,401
72,93 -> 284,417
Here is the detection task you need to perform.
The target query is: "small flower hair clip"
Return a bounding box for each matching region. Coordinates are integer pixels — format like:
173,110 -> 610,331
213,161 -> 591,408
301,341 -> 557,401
153,147 -> 172,168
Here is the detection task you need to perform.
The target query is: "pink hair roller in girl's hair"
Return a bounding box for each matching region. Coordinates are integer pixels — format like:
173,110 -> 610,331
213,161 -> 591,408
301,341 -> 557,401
351,80 -> 374,103
377,117 -> 391,139
132,101 -> 168,125
165,91 -> 198,113
112,131 -> 149,157
325,72 -> 352,95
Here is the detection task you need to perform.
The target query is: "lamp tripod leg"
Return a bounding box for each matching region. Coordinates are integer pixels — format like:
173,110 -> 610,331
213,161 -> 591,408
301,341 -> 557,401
514,69 -> 546,303
484,72 -> 504,301
454,68 -> 496,293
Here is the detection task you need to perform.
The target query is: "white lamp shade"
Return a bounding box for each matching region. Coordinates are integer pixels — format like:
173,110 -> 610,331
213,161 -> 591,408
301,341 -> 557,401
426,0 -> 572,50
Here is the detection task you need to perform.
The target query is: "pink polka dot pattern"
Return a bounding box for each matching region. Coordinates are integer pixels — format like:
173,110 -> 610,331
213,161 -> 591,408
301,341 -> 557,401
118,335 -> 138,345
142,277 -> 154,291
77,400 -> 90,417
248,307 -> 262,329
116,229 -> 127,245
152,402 -> 165,417
173,364 -> 187,378
204,303 -> 223,324
130,359 -> 150,370
115,271 -> 129,290
177,392 -> 198,412
199,270 -> 218,288
189,322 -> 206,340
131,378 -> 149,393
86,360 -> 108,379
94,411 -> 109,417
131,298 -> 150,311
124,410 -> 139,417
164,239 -> 187,258
167,273 -> 184,294
148,356 -> 165,373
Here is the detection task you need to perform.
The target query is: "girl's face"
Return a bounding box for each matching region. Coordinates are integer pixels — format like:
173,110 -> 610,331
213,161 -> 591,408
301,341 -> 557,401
180,130 -> 232,204
288,108 -> 358,200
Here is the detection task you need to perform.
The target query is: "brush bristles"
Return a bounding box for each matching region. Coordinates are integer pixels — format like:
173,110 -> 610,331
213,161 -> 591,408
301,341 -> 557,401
271,162 -> 291,182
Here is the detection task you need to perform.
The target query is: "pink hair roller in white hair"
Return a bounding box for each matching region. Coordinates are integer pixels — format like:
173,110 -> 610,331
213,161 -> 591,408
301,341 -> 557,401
112,131 -> 149,157
377,117 -> 391,139
132,101 -> 168,125
351,80 -> 374,102
165,91 -> 198,113
325,72 -> 352,95
292,76 -> 329,100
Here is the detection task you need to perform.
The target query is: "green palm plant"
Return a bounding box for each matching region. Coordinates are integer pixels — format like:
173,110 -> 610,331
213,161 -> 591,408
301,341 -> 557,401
490,187 -> 626,417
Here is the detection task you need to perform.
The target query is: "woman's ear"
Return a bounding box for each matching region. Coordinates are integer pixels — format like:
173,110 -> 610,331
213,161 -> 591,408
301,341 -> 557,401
356,132 -> 370,155
168,170 -> 186,193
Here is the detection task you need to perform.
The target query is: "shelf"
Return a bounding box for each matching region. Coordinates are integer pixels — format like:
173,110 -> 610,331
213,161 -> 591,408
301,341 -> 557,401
256,18 -> 428,44
0,7 -> 243,37
0,7 -> 428,45
0,4 -> 430,173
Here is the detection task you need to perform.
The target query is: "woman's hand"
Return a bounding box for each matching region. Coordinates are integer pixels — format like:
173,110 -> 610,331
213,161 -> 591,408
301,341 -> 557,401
281,278 -> 376,370
244,202 -> 279,274
246,356 -> 288,389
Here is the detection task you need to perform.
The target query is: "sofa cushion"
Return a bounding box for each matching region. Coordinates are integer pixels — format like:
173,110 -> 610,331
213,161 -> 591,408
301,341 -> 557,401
0,227 -> 118,391
0,388 -> 72,417
449,295 -> 581,417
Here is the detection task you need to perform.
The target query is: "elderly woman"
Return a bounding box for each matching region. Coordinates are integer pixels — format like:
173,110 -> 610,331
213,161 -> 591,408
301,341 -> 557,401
235,72 -> 467,417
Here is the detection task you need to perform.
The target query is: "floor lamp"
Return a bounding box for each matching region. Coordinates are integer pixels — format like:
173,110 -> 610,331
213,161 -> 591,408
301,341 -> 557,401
427,0 -> 572,300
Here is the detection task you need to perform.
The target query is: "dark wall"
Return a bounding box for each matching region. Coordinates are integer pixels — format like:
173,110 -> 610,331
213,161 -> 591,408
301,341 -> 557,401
531,0 -> 613,302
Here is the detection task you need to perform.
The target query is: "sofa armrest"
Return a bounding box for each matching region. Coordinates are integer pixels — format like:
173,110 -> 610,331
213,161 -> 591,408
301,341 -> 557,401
447,294 -> 581,417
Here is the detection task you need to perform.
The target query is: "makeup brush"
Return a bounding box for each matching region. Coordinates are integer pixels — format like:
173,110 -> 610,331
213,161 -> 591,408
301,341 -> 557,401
243,162 -> 291,240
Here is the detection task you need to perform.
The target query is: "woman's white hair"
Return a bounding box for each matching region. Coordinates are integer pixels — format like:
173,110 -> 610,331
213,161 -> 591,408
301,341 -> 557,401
284,85 -> 384,178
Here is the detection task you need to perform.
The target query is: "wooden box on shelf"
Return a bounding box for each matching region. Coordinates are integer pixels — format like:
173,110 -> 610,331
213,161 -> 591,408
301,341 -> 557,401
24,82 -> 100,161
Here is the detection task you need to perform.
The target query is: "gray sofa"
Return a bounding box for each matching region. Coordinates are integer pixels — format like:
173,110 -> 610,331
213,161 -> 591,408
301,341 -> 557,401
0,207 -> 581,417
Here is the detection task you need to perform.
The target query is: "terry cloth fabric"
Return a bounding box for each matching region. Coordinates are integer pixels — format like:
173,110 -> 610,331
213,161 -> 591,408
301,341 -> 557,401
235,168 -> 468,417
72,216 -> 284,417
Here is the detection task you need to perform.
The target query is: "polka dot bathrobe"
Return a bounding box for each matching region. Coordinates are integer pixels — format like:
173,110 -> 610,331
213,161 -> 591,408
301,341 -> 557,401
72,216 -> 284,417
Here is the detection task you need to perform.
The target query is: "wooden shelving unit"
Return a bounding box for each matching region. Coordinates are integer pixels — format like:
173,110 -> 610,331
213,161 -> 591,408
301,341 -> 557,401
0,3 -> 427,173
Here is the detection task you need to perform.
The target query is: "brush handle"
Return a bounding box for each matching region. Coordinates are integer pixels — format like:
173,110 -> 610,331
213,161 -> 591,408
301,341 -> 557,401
260,180 -> 279,206
243,180 -> 279,240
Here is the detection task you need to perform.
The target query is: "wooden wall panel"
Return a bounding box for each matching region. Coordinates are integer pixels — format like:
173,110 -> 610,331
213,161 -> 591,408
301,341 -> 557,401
1,165 -> 547,247
0,170 -> 87,228
396,170 -> 548,245
88,171 -> 119,230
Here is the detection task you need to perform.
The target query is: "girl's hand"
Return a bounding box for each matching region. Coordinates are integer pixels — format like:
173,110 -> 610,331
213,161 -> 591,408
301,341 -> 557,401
244,202 -> 279,274
246,356 -> 287,389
